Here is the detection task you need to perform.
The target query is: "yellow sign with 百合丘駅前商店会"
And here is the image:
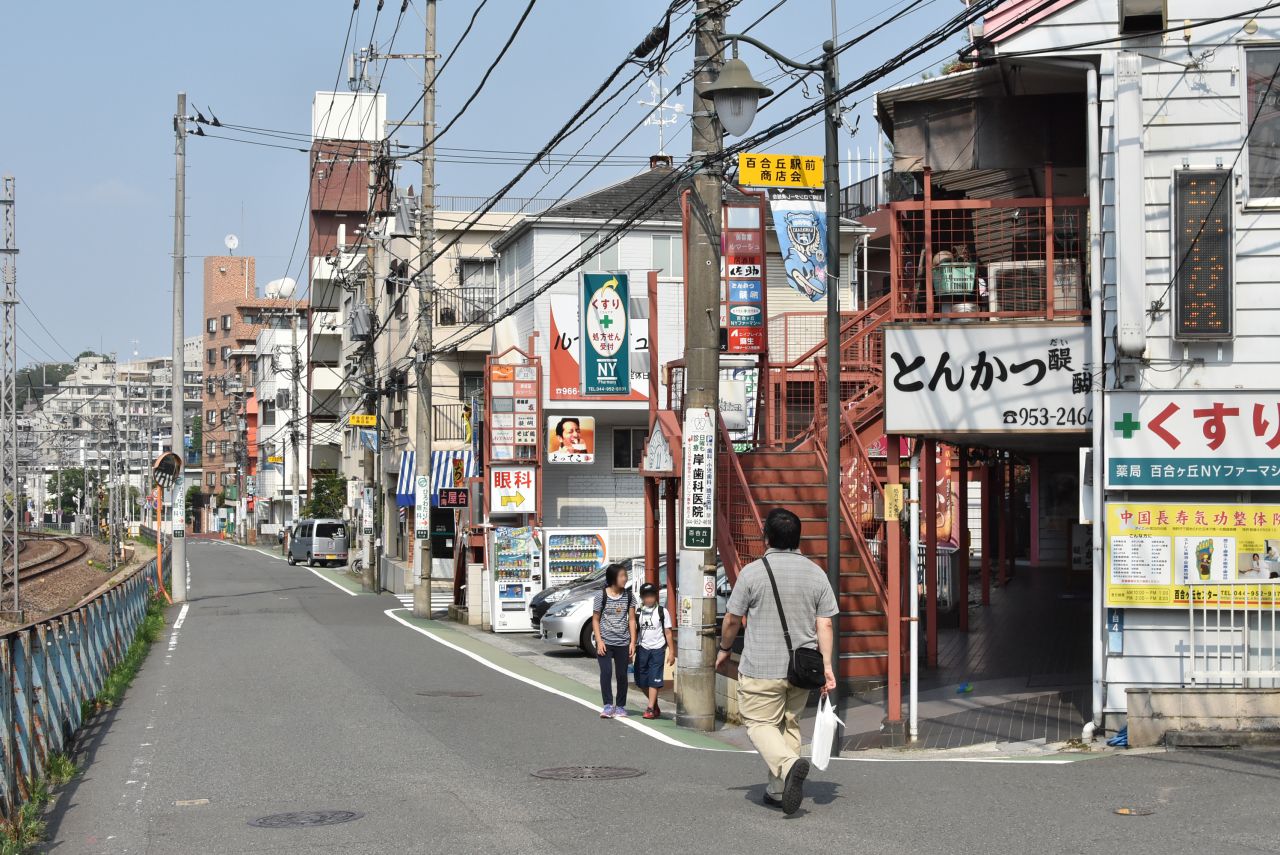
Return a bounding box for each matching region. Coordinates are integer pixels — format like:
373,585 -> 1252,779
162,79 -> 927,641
737,153 -> 823,188
348,413 -> 377,427
1105,502 -> 1280,609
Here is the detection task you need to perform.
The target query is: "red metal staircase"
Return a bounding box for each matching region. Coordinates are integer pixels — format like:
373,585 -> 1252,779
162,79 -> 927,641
716,293 -> 896,682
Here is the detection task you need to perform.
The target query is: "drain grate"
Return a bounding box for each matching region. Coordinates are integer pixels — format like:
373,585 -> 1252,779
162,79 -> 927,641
249,810 -> 365,829
532,766 -> 645,781
416,690 -> 483,698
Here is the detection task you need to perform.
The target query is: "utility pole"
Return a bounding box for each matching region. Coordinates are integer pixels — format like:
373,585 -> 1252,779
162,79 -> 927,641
361,246 -> 378,593
412,0 -> 438,619
171,92 -> 188,601
676,0 -> 725,733
0,176 -> 20,615
289,309 -> 302,528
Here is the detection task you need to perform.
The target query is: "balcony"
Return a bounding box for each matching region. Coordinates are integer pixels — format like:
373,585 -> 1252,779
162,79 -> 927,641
435,286 -> 494,328
890,169 -> 1089,323
433,403 -> 470,443
311,365 -> 343,393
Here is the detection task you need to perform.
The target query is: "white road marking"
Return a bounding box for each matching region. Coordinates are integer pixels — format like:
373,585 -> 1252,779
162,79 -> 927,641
201,540 -> 357,596
383,607 -> 1081,765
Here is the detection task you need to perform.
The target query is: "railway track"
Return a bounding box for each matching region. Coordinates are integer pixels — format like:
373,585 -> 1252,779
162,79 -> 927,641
3,536 -> 90,586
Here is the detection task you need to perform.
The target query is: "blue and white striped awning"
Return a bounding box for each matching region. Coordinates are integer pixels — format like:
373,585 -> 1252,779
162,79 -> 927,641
394,450 -> 416,507
431,450 -> 476,507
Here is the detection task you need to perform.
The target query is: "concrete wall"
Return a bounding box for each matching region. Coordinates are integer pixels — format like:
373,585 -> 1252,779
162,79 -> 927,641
1127,687 -> 1280,746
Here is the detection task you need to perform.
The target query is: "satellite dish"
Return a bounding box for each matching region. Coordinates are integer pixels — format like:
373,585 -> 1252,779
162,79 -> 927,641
266,277 -> 297,299
224,233 -> 240,253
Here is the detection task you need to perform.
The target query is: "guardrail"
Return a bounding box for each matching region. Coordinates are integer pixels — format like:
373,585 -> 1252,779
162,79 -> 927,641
0,540 -> 169,818
1188,581 -> 1280,687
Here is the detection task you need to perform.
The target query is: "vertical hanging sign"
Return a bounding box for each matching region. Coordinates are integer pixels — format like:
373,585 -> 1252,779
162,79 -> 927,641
171,474 -> 185,538
682,407 -> 716,549
580,272 -> 631,396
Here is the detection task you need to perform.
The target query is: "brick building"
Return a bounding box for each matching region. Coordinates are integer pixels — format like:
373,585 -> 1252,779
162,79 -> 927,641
200,255 -> 297,534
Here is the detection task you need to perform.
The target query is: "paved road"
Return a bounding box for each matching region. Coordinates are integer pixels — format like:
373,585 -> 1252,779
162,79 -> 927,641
40,542 -> 1280,854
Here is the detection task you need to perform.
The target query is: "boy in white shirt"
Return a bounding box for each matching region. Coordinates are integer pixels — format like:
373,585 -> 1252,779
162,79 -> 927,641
635,582 -> 675,719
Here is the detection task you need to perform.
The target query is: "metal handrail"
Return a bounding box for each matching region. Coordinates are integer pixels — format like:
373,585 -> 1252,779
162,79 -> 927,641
716,414 -> 765,583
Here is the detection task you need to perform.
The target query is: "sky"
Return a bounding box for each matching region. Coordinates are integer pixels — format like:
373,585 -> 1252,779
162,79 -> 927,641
0,0 -> 967,366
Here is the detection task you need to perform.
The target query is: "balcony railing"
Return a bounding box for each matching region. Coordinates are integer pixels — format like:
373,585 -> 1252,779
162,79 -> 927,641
840,170 -> 920,218
434,403 -> 470,442
435,286 -> 495,328
890,168 -> 1089,322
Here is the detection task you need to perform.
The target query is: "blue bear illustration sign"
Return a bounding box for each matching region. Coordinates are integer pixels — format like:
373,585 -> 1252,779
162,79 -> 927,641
768,187 -> 827,301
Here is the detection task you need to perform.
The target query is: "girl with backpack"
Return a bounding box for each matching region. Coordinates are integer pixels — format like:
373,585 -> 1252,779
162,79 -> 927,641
591,563 -> 637,718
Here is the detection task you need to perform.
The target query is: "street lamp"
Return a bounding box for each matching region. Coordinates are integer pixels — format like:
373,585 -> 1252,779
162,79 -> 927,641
706,36 -> 845,756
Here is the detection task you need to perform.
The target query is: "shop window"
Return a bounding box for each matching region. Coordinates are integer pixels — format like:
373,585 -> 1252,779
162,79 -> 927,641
612,427 -> 646,471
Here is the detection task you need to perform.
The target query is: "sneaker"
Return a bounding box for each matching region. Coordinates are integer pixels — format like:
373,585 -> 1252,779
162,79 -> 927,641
612,706 -> 630,718
781,758 -> 810,816
600,705 -> 614,718
642,707 -> 657,720
652,700 -> 661,716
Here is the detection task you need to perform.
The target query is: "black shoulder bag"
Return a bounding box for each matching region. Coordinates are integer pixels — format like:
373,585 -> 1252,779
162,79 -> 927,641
761,556 -> 826,690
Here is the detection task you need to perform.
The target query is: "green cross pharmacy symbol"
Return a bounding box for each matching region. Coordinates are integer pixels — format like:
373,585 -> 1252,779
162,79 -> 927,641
1114,413 -> 1141,438
599,313 -> 613,329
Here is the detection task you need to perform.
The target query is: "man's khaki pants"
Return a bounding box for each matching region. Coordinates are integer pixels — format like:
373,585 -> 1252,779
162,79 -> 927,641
737,675 -> 809,796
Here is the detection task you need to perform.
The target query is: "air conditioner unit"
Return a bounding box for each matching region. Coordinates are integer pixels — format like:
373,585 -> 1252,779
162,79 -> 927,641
985,259 -> 1083,315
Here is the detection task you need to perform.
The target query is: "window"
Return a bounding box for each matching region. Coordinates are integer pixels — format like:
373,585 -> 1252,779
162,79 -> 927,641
652,235 -> 684,279
206,378 -> 215,395
206,348 -> 215,366
260,400 -> 276,426
221,314 -> 232,331
460,258 -> 497,289
206,409 -> 217,426
206,440 -> 216,456
580,233 -> 620,272
220,346 -> 231,363
460,371 -> 484,405
206,318 -> 216,334
1247,48 -> 1280,203
613,427 -> 646,471
206,472 -> 216,487
316,522 -> 347,539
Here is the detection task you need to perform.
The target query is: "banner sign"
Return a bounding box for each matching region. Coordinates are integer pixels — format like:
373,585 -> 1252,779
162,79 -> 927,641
682,407 -> 716,549
362,487 -> 374,536
1105,502 -> 1280,608
884,323 -> 1092,434
580,272 -> 631,396
1106,390 -> 1280,489
547,415 -> 595,464
171,474 -> 185,538
414,474 -> 431,537
550,294 -> 648,401
349,413 -> 377,427
489,465 -> 537,515
738,152 -> 823,188
768,188 -> 827,302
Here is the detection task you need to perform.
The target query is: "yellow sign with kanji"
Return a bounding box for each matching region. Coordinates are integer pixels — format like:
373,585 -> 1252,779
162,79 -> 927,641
738,153 -> 823,188
348,413 -> 377,427
1105,502 -> 1280,609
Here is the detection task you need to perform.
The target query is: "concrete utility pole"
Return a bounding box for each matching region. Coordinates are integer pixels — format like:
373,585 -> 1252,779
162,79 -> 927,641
0,176 -> 20,614
361,240 -> 379,593
412,0 -> 438,619
290,309 -> 301,527
170,92 -> 188,601
676,0 -> 725,733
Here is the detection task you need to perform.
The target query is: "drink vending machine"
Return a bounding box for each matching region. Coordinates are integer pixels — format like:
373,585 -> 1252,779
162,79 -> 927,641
543,530 -> 609,587
489,526 -> 544,632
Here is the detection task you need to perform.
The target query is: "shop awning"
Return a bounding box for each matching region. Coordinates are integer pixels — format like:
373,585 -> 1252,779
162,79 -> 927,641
395,450 -> 416,507
431,450 -> 476,507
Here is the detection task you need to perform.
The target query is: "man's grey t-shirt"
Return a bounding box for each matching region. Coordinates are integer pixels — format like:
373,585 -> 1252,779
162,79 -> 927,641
726,548 -> 839,680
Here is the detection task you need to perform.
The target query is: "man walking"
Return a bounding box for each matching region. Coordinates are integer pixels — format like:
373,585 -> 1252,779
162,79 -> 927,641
715,508 -> 837,815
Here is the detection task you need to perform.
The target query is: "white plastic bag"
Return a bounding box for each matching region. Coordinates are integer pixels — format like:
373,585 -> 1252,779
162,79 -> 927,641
810,694 -> 844,771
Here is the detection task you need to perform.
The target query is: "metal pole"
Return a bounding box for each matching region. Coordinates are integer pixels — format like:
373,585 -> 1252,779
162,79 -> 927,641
170,92 -> 188,602
413,0 -> 437,619
290,309 -> 301,529
676,0 -> 724,733
821,42 -> 843,754
909,444 -> 920,740
0,176 -> 20,614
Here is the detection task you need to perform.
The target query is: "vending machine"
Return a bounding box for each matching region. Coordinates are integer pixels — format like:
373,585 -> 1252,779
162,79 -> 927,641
543,529 -> 610,587
489,526 -> 544,632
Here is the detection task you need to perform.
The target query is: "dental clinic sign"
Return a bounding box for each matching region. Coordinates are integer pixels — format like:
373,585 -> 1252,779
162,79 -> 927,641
580,272 -> 631,396
1106,390 -> 1280,489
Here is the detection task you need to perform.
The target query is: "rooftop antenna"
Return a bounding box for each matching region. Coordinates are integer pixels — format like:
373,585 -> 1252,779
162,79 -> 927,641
638,67 -> 684,156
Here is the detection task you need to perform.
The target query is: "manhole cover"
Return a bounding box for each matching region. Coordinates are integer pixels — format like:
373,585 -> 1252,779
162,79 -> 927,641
248,810 -> 365,829
1113,807 -> 1155,817
531,766 -> 645,781
416,690 -> 483,698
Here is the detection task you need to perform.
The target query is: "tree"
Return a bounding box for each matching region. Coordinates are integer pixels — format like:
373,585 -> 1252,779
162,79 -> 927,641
190,414 -> 203,452
303,472 -> 347,519
48,466 -> 90,514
